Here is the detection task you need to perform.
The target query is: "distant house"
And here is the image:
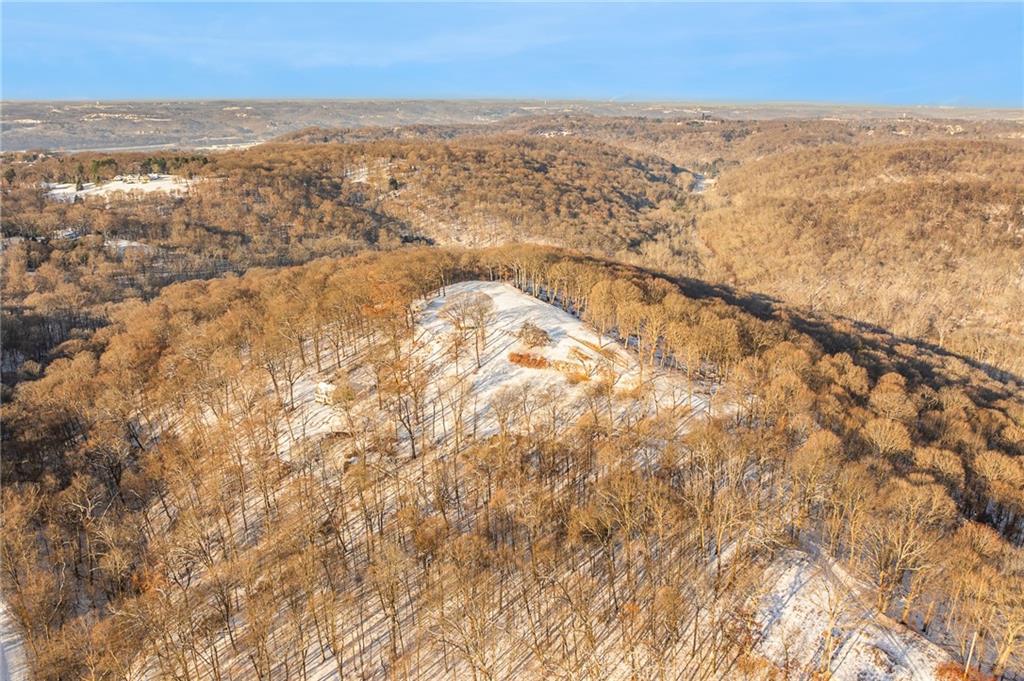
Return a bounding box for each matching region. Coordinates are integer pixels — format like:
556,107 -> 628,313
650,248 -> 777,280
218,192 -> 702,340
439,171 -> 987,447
51,227 -> 81,241
314,382 -> 337,406
114,174 -> 151,185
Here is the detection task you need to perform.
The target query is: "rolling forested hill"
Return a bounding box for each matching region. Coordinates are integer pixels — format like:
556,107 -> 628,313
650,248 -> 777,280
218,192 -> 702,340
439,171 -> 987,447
4,115 -> 1023,381
698,139 -> 1024,378
2,245 -> 1023,679
2,113 -> 1023,679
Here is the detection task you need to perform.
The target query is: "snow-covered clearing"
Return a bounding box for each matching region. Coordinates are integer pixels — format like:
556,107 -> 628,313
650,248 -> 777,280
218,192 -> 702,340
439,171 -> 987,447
104,238 -> 153,256
414,281 -> 707,430
753,549 -> 950,680
45,174 -> 191,202
272,280 -> 711,459
0,602 -> 27,681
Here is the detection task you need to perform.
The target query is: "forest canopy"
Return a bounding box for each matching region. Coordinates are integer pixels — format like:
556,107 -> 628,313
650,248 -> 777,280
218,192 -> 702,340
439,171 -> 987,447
2,113 -> 1023,679
2,243 -> 1023,678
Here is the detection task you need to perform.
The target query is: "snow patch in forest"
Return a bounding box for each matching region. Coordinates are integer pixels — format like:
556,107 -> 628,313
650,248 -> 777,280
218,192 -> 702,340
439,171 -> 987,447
104,239 -> 152,256
755,550 -> 950,680
0,601 -> 27,681
273,280 -> 709,458
128,281 -> 960,681
44,174 -> 191,202
139,281 -> 716,680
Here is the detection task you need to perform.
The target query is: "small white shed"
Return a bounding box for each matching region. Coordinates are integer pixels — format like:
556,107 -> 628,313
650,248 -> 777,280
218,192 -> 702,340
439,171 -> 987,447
314,382 -> 336,406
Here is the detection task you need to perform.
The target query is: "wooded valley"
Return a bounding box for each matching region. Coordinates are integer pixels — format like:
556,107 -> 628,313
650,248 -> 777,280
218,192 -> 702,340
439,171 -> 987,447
1,114 -> 1022,680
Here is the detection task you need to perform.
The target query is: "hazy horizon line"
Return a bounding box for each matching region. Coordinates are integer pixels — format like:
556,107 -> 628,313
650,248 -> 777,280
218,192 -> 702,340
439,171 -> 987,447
3,97 -> 1021,112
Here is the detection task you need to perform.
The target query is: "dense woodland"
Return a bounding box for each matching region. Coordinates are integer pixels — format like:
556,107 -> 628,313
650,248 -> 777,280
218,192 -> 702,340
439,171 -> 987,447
2,115 -> 1023,679
6,116 -> 1021,383
2,245 -> 1023,678
278,114 -> 1024,168
281,120 -> 1024,380
1,133 -> 695,380
699,139 -> 1024,380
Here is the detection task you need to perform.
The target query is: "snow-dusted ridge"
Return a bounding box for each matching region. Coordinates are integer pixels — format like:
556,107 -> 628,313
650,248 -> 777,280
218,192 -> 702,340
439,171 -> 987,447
117,280 -> 959,680
261,282 -> 952,679
274,280 -> 710,458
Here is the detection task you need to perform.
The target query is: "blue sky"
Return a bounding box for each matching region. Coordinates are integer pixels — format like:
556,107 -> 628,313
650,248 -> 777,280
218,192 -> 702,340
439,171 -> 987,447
2,2 -> 1021,106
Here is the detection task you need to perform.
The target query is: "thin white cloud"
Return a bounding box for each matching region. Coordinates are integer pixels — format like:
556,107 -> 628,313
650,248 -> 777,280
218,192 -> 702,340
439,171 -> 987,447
5,8 -> 571,72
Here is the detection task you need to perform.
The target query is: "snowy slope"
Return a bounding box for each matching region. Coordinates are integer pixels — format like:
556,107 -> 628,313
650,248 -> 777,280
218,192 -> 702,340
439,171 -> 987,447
413,280 -> 704,431
753,550 -> 950,680
0,602 -> 27,681
273,280 -> 709,458
45,174 -> 191,202
134,281 -> 715,680
132,281 -> 955,681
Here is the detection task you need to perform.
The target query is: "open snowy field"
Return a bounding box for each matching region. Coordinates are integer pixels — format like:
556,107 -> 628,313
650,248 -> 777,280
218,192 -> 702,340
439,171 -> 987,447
44,174 -> 191,202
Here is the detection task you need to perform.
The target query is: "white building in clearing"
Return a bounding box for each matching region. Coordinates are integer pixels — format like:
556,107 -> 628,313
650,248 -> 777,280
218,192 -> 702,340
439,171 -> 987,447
314,382 -> 337,406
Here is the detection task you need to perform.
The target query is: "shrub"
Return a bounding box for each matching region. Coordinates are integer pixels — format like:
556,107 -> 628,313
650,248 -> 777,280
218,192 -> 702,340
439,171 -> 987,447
934,662 -> 997,681
551,359 -> 590,383
517,322 -> 551,348
509,352 -> 550,369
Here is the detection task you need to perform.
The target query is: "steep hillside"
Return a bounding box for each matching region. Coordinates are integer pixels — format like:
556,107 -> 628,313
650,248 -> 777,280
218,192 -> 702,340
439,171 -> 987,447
274,119 -> 1024,379
2,246 -> 1022,680
199,135 -> 689,254
366,136 -> 687,251
4,120 -> 1023,400
698,139 -> 1024,378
